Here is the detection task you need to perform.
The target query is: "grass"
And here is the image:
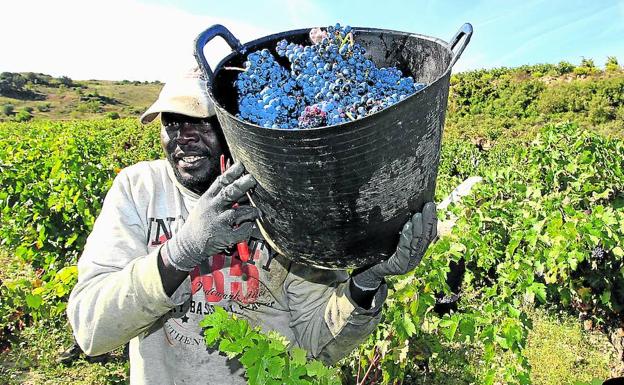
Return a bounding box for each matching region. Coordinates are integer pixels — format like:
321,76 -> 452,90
525,307 -> 617,385
0,320 -> 128,385
405,306 -> 618,385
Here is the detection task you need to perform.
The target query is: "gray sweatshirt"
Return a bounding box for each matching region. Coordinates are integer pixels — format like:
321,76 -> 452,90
67,159 -> 387,385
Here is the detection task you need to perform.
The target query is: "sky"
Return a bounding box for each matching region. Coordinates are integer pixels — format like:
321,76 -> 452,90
2,0 -> 623,81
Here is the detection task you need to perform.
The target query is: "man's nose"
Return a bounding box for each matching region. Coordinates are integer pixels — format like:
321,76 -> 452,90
176,124 -> 199,144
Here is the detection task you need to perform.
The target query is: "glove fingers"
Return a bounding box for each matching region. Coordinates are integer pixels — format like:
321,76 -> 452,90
231,206 -> 261,226
408,202 -> 437,270
206,161 -> 246,198
369,220 -> 413,277
230,222 -> 255,244
367,260 -> 393,278
219,174 -> 257,207
397,219 -> 414,260
422,202 -> 438,240
238,192 -> 251,205
355,203 -> 439,283
410,212 -> 423,251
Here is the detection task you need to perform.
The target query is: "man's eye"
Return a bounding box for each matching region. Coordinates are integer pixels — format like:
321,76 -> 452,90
164,124 -> 180,133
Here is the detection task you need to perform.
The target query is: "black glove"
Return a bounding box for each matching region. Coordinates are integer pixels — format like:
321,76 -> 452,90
351,202 -> 437,290
162,162 -> 260,271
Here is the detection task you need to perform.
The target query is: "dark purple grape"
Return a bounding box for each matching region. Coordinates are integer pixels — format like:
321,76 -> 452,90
235,23 -> 427,129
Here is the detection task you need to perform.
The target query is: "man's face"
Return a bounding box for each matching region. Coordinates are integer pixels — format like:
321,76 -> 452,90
160,113 -> 225,194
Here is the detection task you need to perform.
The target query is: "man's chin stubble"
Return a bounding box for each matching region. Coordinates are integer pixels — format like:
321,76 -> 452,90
169,159 -> 218,194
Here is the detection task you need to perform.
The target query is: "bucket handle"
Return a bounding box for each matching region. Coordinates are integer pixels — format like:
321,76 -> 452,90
194,24 -> 246,90
448,23 -> 473,68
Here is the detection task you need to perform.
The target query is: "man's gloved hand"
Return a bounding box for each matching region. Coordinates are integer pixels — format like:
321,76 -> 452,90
162,161 -> 260,271
352,202 -> 437,291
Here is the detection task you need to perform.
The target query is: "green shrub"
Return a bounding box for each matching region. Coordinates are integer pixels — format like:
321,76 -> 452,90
1,103 -> 14,116
573,58 -> 599,76
605,56 -> 620,72
75,100 -> 102,113
556,61 -> 575,75
14,109 -> 33,122
0,119 -> 161,335
36,103 -> 51,112
588,95 -> 615,124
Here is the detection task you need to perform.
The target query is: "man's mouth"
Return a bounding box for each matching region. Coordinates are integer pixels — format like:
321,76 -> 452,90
175,154 -> 209,169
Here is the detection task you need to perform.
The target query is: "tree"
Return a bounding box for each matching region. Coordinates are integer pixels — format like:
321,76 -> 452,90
57,76 -> 75,87
580,57 -> 597,69
556,61 -> 575,75
573,57 -> 599,76
606,56 -> 620,72
0,72 -> 27,96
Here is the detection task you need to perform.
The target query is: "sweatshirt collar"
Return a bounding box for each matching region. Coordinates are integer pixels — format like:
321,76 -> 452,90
164,160 -> 201,200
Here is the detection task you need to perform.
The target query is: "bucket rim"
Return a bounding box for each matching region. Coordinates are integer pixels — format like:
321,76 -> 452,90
209,25 -> 455,132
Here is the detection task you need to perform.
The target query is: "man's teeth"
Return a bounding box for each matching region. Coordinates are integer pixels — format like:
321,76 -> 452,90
180,156 -> 205,163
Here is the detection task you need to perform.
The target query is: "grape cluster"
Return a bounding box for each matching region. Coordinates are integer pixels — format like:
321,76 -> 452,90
591,246 -> 607,263
236,23 -> 426,129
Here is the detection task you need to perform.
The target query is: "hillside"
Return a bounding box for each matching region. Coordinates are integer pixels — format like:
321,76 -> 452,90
446,58 -> 624,142
1,56 -> 622,139
0,72 -> 161,121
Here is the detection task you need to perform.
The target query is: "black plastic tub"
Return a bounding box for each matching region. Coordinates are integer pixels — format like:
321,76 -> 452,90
195,23 -> 472,269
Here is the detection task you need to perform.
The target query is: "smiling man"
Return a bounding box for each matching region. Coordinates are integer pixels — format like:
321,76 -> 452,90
67,68 -> 439,384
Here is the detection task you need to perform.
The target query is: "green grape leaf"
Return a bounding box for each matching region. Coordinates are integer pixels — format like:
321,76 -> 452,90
291,348 -> 307,366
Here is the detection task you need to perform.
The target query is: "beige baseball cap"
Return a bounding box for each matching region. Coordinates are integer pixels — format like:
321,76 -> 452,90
140,67 -> 216,124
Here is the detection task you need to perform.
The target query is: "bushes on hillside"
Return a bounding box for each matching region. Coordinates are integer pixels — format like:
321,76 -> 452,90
36,103 -> 51,112
14,109 -> 33,122
1,103 -> 14,116
448,62 -> 624,140
606,56 -> 621,72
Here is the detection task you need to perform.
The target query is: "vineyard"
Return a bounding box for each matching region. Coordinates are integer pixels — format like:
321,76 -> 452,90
0,62 -> 623,384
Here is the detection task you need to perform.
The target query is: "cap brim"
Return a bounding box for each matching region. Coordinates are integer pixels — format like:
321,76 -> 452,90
139,98 -> 214,124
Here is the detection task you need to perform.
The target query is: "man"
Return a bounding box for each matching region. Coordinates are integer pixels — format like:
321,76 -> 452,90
67,68 -> 438,384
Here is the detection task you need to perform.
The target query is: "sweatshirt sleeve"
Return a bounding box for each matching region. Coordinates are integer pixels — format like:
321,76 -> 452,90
67,169 -> 190,356
284,263 -> 387,365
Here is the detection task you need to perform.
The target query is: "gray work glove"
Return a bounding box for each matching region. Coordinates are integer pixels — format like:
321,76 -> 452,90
162,162 -> 260,271
352,202 -> 437,291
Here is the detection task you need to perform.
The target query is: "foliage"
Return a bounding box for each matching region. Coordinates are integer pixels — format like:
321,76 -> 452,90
2,117 -> 623,384
1,58 -> 623,384
1,103 -> 14,116
14,109 -> 33,122
201,307 -> 342,385
194,123 -> 623,385
75,100 -> 103,113
606,57 -> 621,72
329,123 -> 623,385
0,119 -> 161,338
447,62 -> 624,141
36,103 -> 51,112
0,72 -> 27,96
